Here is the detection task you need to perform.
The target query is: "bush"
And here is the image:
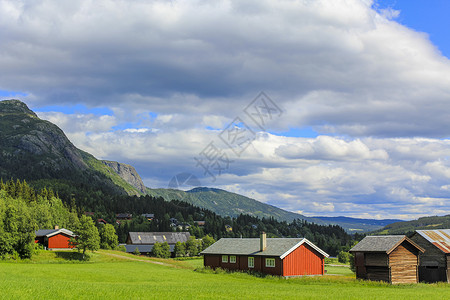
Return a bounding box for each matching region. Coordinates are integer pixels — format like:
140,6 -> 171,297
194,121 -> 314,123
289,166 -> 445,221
132,247 -> 141,256
338,251 -> 351,264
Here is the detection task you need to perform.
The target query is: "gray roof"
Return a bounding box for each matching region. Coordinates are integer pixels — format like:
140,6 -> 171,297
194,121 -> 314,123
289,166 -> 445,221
350,235 -> 424,254
35,228 -> 74,238
125,244 -> 176,253
128,232 -> 191,245
200,238 -> 329,258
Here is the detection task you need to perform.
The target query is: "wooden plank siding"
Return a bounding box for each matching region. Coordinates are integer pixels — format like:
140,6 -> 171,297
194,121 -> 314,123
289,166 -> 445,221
389,243 -> 420,284
283,244 -> 324,276
365,253 -> 388,267
447,255 -> 450,283
411,233 -> 449,283
353,240 -> 421,283
48,233 -> 74,249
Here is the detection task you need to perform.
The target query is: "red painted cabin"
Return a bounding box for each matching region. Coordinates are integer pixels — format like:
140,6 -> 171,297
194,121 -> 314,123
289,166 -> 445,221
201,233 -> 329,277
35,228 -> 75,250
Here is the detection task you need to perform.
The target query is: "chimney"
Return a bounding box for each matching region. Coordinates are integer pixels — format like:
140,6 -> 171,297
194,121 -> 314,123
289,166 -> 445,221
54,225 -> 59,230
260,232 -> 267,252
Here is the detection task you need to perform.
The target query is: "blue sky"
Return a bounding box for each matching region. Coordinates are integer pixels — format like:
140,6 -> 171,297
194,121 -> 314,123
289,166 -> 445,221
376,0 -> 450,58
1,0 -> 450,220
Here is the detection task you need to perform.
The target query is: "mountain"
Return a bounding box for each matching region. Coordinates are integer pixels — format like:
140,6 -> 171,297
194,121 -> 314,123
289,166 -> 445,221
313,216 -> 403,233
0,99 -> 142,197
372,215 -> 450,235
102,160 -> 146,194
0,99 -> 403,231
147,187 -> 321,223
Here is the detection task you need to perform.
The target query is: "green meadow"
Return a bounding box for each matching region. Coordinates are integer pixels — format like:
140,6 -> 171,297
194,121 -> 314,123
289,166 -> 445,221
0,250 -> 449,299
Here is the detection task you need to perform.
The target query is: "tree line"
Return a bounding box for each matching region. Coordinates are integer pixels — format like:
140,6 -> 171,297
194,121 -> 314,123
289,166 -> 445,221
1,179 -> 360,259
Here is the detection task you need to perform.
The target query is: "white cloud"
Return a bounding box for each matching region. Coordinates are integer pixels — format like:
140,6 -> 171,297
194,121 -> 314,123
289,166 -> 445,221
2,0 -> 450,219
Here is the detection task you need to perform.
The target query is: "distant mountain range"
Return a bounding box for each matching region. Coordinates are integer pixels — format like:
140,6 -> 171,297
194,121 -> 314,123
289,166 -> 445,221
313,216 -> 403,233
372,214 -> 450,235
0,99 -> 404,232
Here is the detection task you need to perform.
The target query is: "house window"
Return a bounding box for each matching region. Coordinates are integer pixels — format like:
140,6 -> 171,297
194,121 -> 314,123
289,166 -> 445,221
230,256 -> 236,263
222,255 -> 228,263
248,257 -> 254,268
265,258 -> 275,267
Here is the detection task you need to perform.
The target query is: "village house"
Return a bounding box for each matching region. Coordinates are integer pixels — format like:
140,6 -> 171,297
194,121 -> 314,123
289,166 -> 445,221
141,213 -> 155,221
349,235 -> 424,284
125,232 -> 191,256
116,213 -> 132,220
35,227 -> 75,250
410,229 -> 450,283
201,232 -> 329,277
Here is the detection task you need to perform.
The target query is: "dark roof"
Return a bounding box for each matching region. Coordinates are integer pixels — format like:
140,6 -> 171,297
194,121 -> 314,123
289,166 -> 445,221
350,235 -> 424,254
116,213 -> 132,218
125,244 -> 176,253
414,229 -> 450,253
200,238 -> 329,258
35,228 -> 75,238
141,214 -> 155,218
127,232 -> 191,245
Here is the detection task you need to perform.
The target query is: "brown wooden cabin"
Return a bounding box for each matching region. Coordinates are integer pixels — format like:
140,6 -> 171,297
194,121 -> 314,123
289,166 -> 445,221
410,229 -> 450,283
201,232 -> 329,277
350,235 -> 424,284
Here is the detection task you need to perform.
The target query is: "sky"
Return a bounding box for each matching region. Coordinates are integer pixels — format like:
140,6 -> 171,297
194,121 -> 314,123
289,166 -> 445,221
1,0 -> 450,220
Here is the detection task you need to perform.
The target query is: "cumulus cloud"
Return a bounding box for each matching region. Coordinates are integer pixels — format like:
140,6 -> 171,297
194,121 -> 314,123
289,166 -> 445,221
2,0 -> 450,219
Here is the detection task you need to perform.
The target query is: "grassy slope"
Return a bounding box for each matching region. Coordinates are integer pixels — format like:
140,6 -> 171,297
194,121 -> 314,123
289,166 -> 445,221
80,151 -> 142,196
0,251 -> 448,299
146,187 -> 321,223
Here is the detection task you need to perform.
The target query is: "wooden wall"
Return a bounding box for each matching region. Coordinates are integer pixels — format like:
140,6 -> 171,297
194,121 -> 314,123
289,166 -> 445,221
410,233 -> 448,283
282,244 -> 324,276
353,241 -> 420,284
48,233 -> 73,249
388,242 -> 419,284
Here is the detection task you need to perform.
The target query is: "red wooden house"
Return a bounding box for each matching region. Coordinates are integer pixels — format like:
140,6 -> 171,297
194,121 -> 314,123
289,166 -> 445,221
35,228 -> 75,250
201,232 -> 329,277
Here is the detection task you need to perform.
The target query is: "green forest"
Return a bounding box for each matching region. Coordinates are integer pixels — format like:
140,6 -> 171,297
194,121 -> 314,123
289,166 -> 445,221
0,179 -> 360,259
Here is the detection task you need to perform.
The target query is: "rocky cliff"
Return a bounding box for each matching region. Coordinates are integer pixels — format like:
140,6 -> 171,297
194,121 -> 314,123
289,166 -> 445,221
0,99 -> 141,196
102,160 -> 146,194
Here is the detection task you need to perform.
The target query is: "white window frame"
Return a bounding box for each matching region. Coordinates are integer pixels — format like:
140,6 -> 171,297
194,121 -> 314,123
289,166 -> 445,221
265,258 -> 275,268
230,256 -> 236,263
248,257 -> 254,268
222,255 -> 228,263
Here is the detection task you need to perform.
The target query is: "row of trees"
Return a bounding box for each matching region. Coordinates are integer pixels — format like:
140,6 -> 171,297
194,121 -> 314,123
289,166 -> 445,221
0,180 -> 119,259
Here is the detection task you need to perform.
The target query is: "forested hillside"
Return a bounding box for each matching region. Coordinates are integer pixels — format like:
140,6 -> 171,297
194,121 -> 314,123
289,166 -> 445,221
374,215 -> 450,235
0,179 -> 79,259
0,99 -> 142,197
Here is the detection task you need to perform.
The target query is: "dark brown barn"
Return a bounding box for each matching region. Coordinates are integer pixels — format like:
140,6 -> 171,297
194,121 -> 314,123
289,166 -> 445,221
410,229 -> 450,283
201,232 -> 329,277
35,228 -> 75,250
350,235 -> 424,284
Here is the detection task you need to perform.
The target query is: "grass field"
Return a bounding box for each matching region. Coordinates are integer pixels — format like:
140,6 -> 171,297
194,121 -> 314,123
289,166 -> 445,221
1,250 -> 449,299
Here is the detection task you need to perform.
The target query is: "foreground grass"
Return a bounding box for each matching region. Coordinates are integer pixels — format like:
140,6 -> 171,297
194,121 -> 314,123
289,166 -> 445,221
1,251 -> 449,299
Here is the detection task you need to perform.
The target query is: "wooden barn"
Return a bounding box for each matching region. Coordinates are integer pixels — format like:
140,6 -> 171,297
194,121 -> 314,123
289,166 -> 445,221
410,229 -> 450,283
200,232 -> 329,277
35,228 -> 75,250
125,232 -> 191,256
350,235 -> 424,284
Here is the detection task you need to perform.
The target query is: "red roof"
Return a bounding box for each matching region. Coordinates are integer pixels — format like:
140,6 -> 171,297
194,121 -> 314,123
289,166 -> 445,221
415,229 -> 450,253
